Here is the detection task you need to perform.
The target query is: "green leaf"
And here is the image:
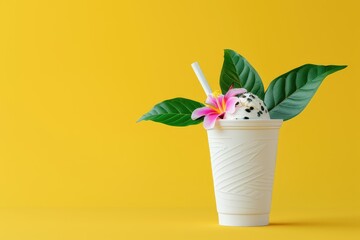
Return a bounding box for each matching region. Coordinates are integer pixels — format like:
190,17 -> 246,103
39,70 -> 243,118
137,98 -> 205,127
264,64 -> 347,121
220,49 -> 265,99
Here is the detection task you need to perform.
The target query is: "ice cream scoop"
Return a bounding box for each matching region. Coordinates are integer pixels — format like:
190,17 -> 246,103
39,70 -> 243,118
224,93 -> 270,120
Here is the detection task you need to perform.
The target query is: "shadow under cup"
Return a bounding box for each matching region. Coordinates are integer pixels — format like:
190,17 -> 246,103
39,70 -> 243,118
207,119 -> 283,227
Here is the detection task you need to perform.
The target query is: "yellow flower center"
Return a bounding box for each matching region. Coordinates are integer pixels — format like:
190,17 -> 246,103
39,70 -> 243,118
206,90 -> 226,114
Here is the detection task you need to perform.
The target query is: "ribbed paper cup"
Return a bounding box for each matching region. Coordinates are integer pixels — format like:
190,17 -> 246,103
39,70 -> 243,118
207,119 -> 283,226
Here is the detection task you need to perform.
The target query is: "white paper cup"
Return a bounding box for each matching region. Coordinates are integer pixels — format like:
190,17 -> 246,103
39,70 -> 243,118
207,119 -> 283,226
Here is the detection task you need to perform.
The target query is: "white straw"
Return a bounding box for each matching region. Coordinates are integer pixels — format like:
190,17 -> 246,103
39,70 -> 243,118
191,62 -> 212,96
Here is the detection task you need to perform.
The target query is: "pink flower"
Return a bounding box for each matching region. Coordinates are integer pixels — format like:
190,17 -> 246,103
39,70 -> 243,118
191,88 -> 247,129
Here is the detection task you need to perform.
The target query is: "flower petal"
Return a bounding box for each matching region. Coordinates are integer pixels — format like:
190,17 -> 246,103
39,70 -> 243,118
216,94 -> 225,111
225,88 -> 247,100
191,107 -> 215,120
203,113 -> 221,129
225,97 -> 239,114
205,94 -> 217,107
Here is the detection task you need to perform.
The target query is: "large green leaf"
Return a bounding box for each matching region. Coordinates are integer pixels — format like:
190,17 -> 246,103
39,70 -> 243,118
137,98 -> 204,126
264,64 -> 347,121
220,49 -> 265,99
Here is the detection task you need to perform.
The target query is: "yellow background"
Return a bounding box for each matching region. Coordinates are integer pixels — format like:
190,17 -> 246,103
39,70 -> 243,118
0,0 -> 359,239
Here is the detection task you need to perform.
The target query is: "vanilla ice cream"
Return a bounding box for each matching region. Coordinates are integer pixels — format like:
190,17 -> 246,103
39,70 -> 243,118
224,93 -> 270,120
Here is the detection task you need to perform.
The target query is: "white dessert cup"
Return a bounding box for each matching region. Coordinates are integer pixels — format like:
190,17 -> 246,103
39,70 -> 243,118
207,119 -> 283,227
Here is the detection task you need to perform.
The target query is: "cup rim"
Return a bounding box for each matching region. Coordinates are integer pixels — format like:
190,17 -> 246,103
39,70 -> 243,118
209,119 -> 283,130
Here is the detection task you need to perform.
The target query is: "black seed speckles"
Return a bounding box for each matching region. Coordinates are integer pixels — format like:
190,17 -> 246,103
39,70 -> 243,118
241,95 -> 246,98
250,107 -> 254,110
265,110 -> 268,113
257,111 -> 263,117
244,117 -> 249,119
235,102 -> 239,106
247,98 -> 252,102
250,95 -> 255,99
261,106 -> 264,111
245,108 -> 251,113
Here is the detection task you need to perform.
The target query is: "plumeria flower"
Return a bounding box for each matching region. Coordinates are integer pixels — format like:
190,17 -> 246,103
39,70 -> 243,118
191,88 -> 247,129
